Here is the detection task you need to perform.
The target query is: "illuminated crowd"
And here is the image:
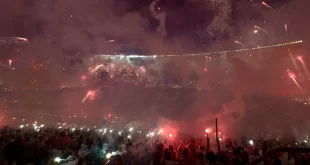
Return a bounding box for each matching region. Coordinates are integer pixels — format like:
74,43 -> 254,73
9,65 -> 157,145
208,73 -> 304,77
0,123 -> 309,165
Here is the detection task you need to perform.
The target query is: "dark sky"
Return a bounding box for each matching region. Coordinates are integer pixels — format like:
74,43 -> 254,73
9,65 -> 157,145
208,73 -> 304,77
0,0 -> 292,40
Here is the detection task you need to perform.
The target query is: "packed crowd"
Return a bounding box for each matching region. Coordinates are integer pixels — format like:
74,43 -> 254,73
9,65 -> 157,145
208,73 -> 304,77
0,126 -> 309,165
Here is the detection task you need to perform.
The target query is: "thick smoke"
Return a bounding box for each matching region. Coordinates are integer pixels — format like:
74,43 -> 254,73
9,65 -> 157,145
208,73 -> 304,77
0,0 -> 310,139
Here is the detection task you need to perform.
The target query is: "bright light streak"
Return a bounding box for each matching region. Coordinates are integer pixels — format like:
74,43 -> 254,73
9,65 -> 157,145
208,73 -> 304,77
0,62 -> 15,70
95,40 -> 302,57
288,72 -> 304,92
297,56 -> 302,61
82,91 -> 95,103
15,37 -> 28,41
262,2 -> 275,10
106,153 -> 112,159
253,30 -> 259,34
129,127 -> 133,132
288,72 -> 296,79
254,25 -> 268,34
288,49 -> 302,74
235,41 -> 245,47
55,157 -> 61,163
297,56 -> 310,78
8,59 -> 12,67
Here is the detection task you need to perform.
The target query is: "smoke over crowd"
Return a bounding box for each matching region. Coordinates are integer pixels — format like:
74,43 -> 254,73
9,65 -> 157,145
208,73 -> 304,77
0,0 -> 310,138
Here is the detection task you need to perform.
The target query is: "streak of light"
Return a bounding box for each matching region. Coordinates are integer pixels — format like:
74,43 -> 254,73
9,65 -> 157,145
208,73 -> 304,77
95,40 -> 302,57
297,56 -> 310,79
288,49 -> 302,75
262,2 -> 275,10
254,25 -> 269,34
8,59 -> 12,67
0,62 -> 15,70
81,91 -> 93,103
288,72 -> 303,93
234,40 -> 245,47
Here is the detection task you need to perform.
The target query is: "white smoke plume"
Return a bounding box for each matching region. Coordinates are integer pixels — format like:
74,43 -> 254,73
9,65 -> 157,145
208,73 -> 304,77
149,0 -> 167,37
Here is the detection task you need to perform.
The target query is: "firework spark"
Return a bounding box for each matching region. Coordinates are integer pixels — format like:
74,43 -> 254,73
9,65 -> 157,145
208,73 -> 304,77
235,41 -> 245,47
288,72 -> 303,93
297,56 -> 310,79
262,2 -> 275,10
254,25 -> 269,34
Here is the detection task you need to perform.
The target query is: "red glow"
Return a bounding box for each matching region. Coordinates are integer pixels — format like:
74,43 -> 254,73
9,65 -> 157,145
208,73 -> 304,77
81,75 -> 86,80
88,91 -> 92,94
204,68 -> 208,72
108,114 -> 111,117
297,56 -> 302,61
288,72 -> 296,79
8,59 -> 12,63
169,134 -> 172,138
205,129 -> 210,133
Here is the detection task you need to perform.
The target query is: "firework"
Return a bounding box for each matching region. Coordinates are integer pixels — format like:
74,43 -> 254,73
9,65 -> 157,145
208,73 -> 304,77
235,40 -> 245,47
288,72 -> 303,93
0,62 -> 15,70
262,2 -> 275,10
296,56 -> 310,79
288,49 -> 302,74
81,75 -> 87,80
254,25 -> 269,34
8,59 -> 12,67
284,24 -> 288,35
0,37 -> 28,44
81,91 -> 95,103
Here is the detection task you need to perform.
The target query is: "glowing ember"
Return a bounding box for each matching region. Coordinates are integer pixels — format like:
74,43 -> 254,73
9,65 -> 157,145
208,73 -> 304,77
288,72 -> 296,79
297,56 -> 302,60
